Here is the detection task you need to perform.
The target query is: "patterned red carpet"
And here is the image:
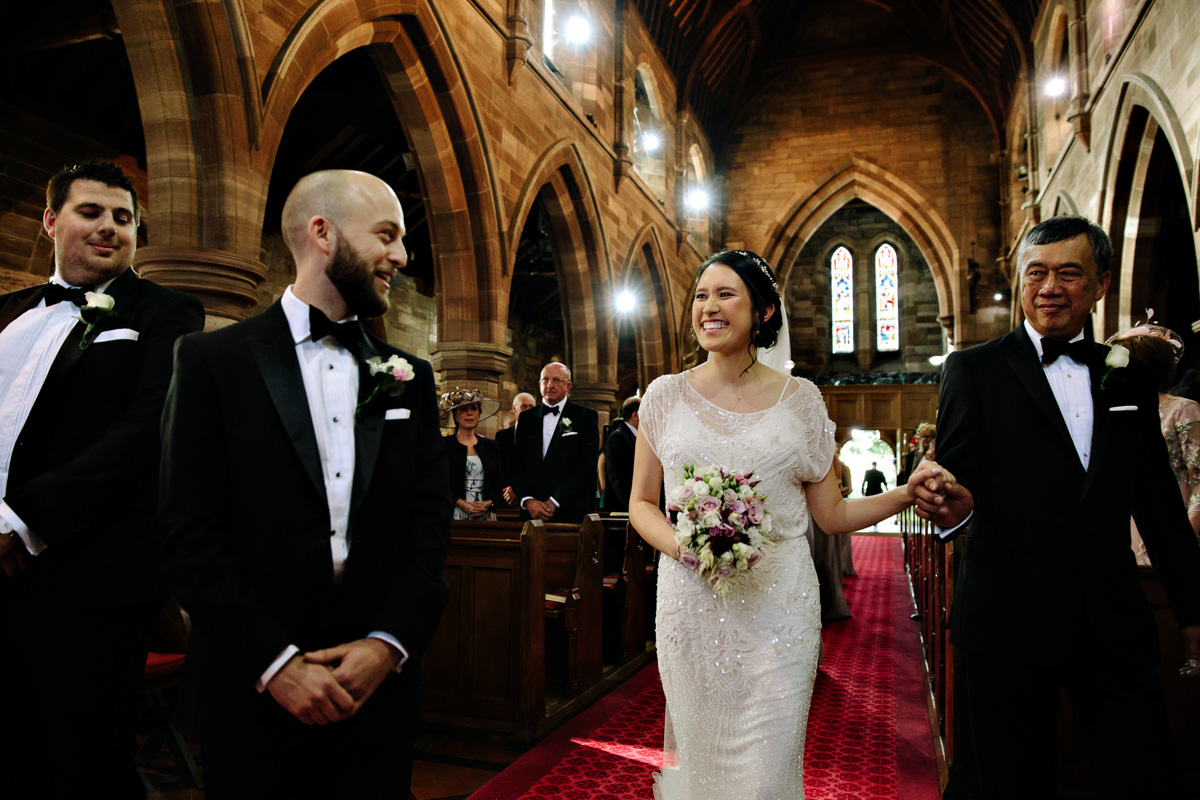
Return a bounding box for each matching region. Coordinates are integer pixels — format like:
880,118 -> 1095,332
474,535 -> 939,800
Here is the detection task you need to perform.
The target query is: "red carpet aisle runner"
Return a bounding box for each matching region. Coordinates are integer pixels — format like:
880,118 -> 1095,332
475,535 -> 938,800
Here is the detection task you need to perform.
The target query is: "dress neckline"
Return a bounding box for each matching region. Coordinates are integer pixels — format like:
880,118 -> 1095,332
681,370 -> 797,416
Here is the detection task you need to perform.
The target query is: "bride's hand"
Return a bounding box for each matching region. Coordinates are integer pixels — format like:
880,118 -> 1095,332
905,460 -> 953,503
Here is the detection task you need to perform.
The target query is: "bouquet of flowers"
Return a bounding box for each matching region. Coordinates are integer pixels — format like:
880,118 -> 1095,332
666,463 -> 772,597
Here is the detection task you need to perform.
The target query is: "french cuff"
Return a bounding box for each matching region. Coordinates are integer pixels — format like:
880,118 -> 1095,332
935,512 -> 972,542
256,644 -> 300,693
367,631 -> 408,672
0,501 -> 47,556
520,496 -> 534,510
548,496 -> 560,508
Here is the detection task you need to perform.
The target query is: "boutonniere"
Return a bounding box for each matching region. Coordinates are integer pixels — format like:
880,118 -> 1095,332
78,292 -> 116,349
559,416 -> 573,431
1101,343 -> 1129,392
357,354 -> 413,418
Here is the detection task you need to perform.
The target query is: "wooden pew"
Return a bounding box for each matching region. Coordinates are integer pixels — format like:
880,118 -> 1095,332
422,519 -> 546,741
599,514 -> 649,665
542,514 -> 604,697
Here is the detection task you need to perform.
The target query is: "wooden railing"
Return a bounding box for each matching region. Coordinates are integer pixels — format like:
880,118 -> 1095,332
899,506 -> 966,790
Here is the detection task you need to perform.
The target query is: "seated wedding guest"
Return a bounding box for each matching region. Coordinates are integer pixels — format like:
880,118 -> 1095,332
496,391 -> 535,505
442,388 -> 506,520
1108,325 -> 1200,564
0,159 -> 204,798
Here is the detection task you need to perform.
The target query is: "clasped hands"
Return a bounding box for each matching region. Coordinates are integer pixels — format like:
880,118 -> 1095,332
267,637 -> 400,725
524,498 -> 557,521
908,461 -> 972,528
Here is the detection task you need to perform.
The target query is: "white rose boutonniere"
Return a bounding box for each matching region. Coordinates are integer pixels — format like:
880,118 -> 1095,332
78,291 -> 117,349
1101,343 -> 1130,393
560,416 -> 573,431
357,354 -> 414,417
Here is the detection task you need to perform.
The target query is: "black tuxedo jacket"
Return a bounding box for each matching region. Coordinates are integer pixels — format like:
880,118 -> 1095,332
443,433 -> 507,509
936,325 -> 1200,667
159,302 -> 450,741
495,425 -> 516,478
603,421 -> 637,513
0,269 -> 204,610
510,399 -> 599,523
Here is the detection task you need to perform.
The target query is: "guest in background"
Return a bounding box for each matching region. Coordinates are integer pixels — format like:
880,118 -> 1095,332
603,396 -> 640,513
809,450 -> 855,622
442,388 -> 505,520
861,461 -> 888,496
496,391 -> 535,506
836,455 -> 856,577
1108,324 -> 1200,564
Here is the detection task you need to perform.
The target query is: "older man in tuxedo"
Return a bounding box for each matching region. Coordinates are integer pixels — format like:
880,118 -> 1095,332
496,391 -> 536,505
0,160 -> 204,797
160,169 -> 450,797
511,362 -> 599,523
918,215 -> 1200,799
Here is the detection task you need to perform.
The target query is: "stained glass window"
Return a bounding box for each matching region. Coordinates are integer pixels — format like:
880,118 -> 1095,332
875,243 -> 899,351
831,246 -> 854,353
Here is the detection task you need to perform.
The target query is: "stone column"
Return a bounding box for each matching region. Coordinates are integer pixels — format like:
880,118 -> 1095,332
135,246 -> 267,328
430,341 -> 514,436
568,381 -> 619,430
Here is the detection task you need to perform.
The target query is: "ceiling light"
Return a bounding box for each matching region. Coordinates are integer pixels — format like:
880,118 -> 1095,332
615,289 -> 636,313
565,15 -> 590,45
686,188 -> 709,211
1045,76 -> 1067,97
643,131 -> 661,152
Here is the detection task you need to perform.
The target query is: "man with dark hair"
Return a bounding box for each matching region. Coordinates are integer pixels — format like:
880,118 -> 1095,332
160,169 -> 450,796
860,461 -> 887,496
918,215 -> 1200,798
603,396 -> 640,513
0,159 -> 204,797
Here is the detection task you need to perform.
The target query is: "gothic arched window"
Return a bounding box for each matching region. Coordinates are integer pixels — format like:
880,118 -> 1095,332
831,246 -> 854,353
875,243 -> 899,351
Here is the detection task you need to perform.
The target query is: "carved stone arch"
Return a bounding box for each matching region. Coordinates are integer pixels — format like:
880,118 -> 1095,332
1097,75 -> 1198,339
1049,190 -> 1079,217
620,223 -> 679,386
762,156 -> 959,342
253,1 -> 504,344
508,140 -> 613,393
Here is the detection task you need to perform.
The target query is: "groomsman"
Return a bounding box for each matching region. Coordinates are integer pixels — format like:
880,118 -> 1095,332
511,362 -> 599,523
160,169 -> 451,796
919,215 -> 1200,798
0,160 -> 204,797
603,396 -> 640,513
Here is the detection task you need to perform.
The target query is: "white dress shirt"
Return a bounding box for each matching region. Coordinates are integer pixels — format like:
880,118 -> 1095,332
936,321 -> 1096,541
0,274 -> 116,556
520,400 -> 566,511
258,288 -> 405,690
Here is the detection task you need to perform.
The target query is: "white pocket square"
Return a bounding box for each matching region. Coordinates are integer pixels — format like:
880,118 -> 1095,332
562,431 -> 578,437
385,408 -> 411,420
92,328 -> 139,344
1109,405 -> 1138,412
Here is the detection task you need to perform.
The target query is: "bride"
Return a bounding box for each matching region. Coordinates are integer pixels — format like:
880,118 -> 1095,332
628,249 -> 946,798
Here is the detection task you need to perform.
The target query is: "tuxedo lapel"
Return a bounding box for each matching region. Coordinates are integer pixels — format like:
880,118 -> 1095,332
1082,343 -> 1113,498
40,270 -> 140,396
250,305 -> 325,501
350,338 -> 385,523
0,287 -> 44,334
1003,328 -> 1077,458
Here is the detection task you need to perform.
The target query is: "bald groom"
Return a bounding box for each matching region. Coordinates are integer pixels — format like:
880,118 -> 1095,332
160,170 -> 451,797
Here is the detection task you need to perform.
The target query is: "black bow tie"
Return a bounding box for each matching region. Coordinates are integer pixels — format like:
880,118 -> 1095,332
43,284 -> 91,307
309,306 -> 363,357
1041,338 -> 1093,366
543,405 -> 560,417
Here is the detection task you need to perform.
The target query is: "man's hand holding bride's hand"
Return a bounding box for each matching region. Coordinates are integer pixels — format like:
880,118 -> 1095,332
910,460 -> 973,527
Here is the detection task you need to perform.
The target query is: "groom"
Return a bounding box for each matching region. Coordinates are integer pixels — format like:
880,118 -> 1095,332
918,216 -> 1200,798
160,169 -> 451,796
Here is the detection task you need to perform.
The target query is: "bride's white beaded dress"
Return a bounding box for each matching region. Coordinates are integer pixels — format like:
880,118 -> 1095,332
640,371 -> 836,800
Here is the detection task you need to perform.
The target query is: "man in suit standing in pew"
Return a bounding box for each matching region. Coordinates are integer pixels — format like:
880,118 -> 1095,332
603,396 -> 640,513
0,160 -> 205,797
497,391 -> 536,506
160,169 -> 451,797
511,362 -> 599,524
916,215 -> 1200,799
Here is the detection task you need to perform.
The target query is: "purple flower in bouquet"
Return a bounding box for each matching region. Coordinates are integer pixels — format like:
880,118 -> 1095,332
695,495 -> 721,515
716,563 -> 736,579
679,551 -> 702,571
747,552 -> 762,567
729,499 -> 746,514
746,497 -> 765,525
723,488 -> 739,503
